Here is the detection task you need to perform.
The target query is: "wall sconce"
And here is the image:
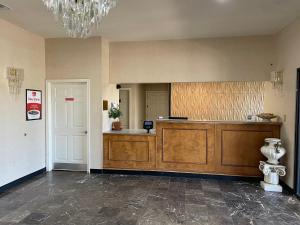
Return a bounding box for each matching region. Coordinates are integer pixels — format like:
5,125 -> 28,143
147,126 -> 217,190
6,67 -> 24,96
270,71 -> 283,88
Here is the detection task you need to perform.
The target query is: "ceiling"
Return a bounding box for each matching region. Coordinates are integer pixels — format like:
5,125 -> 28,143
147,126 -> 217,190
0,0 -> 300,41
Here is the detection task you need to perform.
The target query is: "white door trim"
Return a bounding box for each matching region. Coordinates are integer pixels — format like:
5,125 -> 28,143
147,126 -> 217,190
46,79 -> 91,173
119,88 -> 131,129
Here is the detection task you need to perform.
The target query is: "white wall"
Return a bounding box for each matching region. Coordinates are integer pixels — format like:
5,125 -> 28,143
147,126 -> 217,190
0,19 -> 45,187
101,38 -> 119,132
45,37 -> 118,169
45,38 -> 103,169
265,17 -> 300,188
110,36 -> 276,83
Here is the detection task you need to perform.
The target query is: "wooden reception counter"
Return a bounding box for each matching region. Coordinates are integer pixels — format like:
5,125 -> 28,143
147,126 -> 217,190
103,120 -> 281,177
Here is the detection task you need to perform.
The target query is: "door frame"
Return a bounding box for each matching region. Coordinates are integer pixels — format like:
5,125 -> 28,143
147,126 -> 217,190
146,91 -> 170,120
295,68 -> 300,197
119,88 -> 131,129
46,79 -> 91,172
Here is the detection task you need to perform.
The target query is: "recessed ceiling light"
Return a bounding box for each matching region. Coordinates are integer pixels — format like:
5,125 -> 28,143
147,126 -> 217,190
0,3 -> 10,10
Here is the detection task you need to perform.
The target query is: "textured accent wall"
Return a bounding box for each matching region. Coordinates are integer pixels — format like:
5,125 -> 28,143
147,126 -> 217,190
171,82 -> 265,121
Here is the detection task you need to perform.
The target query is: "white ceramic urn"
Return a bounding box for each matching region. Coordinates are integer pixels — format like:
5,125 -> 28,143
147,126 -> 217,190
260,138 -> 286,165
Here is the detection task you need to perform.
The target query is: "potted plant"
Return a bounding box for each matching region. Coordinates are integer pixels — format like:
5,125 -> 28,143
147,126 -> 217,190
108,104 -> 122,130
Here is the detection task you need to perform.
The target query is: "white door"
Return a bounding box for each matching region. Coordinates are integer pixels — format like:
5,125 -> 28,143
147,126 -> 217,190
146,91 -> 170,124
51,82 -> 88,171
119,89 -> 130,129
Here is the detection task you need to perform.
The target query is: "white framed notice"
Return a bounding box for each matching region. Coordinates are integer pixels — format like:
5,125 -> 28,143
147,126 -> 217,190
26,89 -> 42,121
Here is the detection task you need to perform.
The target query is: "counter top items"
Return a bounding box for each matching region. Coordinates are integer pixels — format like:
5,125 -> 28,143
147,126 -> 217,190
257,113 -> 277,122
108,104 -> 122,130
168,116 -> 188,120
259,138 -> 286,192
157,119 -> 281,125
104,129 -> 156,136
158,116 -> 188,120
143,121 -> 154,133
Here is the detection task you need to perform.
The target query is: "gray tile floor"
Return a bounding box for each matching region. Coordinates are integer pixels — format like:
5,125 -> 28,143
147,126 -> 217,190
0,171 -> 299,225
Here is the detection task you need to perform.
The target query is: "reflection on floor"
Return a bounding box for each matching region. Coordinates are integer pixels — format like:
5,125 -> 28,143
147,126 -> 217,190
0,171 -> 299,225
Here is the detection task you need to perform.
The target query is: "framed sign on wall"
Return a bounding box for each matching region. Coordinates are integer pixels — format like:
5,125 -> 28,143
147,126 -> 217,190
26,89 -> 42,121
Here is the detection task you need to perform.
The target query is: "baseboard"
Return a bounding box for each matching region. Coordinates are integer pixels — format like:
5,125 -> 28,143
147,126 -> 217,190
90,169 -> 261,182
280,180 -> 295,194
0,167 -> 46,193
90,169 -> 103,174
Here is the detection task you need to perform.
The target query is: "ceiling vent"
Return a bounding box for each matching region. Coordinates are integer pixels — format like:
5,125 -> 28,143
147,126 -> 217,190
0,4 -> 10,10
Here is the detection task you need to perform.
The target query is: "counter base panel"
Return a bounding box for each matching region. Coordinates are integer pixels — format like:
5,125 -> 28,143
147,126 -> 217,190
103,121 -> 281,177
104,134 -> 156,170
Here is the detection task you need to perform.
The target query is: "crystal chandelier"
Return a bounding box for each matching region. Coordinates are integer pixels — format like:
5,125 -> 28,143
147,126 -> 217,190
43,0 -> 117,38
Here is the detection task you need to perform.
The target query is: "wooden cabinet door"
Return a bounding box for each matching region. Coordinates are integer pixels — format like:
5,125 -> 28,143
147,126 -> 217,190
103,134 -> 156,170
156,122 -> 215,173
215,124 -> 280,176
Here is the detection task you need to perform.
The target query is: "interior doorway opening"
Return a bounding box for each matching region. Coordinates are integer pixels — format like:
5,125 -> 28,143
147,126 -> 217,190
118,84 -> 171,129
146,91 -> 170,127
46,80 -> 90,172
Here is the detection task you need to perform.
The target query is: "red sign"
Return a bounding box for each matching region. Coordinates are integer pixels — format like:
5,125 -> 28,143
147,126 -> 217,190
65,98 -> 74,102
26,89 -> 42,121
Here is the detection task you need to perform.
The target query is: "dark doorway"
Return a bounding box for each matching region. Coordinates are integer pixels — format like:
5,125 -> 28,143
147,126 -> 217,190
295,68 -> 300,197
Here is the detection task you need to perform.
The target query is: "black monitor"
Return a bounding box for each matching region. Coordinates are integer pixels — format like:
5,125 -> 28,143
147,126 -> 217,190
143,120 -> 153,133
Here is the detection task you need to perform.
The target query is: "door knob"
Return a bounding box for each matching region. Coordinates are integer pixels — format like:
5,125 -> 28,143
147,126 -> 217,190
84,131 -> 88,134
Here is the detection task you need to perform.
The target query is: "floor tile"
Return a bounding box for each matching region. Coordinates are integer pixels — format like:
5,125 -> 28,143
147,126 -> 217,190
0,171 -> 299,225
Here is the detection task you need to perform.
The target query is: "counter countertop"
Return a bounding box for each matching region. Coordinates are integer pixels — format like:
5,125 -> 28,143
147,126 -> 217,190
103,129 -> 156,136
156,119 -> 282,125
103,120 -> 281,136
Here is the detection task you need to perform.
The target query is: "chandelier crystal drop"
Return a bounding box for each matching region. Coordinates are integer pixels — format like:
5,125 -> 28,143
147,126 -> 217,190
43,0 -> 117,38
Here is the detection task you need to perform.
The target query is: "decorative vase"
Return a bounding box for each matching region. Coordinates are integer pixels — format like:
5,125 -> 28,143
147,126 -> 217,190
260,138 -> 286,165
112,121 -> 122,131
256,113 -> 277,122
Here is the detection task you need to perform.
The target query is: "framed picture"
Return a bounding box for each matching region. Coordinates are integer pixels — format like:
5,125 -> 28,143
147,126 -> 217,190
26,89 -> 42,121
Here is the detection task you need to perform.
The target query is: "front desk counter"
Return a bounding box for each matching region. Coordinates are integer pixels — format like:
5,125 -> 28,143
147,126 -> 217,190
103,120 -> 281,177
